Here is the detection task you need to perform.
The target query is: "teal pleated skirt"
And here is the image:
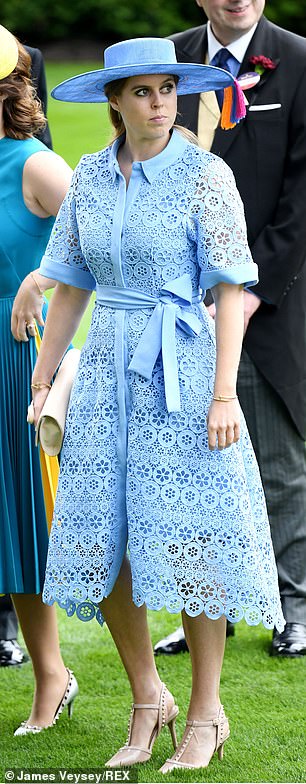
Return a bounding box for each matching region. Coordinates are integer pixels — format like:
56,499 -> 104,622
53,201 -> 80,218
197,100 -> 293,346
0,296 -> 49,593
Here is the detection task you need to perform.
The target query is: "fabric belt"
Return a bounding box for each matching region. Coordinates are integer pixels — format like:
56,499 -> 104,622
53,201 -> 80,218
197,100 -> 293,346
96,273 -> 203,413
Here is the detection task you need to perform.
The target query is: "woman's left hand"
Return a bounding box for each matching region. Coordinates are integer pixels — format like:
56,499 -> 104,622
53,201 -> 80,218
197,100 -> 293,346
11,274 -> 44,342
31,387 -> 51,427
207,398 -> 241,451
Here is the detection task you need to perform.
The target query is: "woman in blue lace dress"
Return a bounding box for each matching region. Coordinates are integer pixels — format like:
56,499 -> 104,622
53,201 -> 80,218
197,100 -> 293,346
32,38 -> 284,771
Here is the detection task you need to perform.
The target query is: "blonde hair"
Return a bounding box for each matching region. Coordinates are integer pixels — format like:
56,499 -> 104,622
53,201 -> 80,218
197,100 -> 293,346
0,39 -> 46,139
104,76 -> 199,147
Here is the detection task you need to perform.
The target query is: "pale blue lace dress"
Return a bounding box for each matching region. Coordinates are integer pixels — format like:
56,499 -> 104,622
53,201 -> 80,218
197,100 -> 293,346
40,130 -> 284,631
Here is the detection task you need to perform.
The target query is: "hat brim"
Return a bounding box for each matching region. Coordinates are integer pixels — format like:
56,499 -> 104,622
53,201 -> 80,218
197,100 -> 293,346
51,62 -> 235,103
0,24 -> 19,80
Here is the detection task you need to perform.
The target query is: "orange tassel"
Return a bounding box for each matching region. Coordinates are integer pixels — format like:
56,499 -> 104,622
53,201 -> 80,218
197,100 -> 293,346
220,86 -> 236,130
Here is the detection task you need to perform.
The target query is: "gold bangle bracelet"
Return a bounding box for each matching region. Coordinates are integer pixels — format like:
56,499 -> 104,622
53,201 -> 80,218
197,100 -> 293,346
30,272 -> 44,296
31,381 -> 51,390
213,395 -> 237,402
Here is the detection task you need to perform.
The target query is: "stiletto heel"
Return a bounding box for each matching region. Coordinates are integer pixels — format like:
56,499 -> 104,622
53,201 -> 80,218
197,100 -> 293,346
218,742 -> 225,761
67,698 -> 75,719
168,715 -> 178,749
105,682 -> 179,768
160,704 -> 230,774
14,668 -> 79,736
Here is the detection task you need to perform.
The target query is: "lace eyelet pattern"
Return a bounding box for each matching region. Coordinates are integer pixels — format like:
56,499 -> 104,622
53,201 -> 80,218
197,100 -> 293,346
41,132 -> 284,633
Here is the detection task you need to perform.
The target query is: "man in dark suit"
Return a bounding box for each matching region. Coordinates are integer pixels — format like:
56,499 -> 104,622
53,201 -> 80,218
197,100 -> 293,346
155,0 -> 306,657
26,44 -> 52,149
0,42 -> 52,667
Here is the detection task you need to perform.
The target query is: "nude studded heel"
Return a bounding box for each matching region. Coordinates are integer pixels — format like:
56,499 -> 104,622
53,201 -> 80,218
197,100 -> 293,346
159,704 -> 230,774
105,682 -> 179,768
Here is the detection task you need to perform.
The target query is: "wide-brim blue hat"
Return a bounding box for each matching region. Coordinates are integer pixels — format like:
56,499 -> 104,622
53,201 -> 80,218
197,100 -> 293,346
51,37 -> 246,128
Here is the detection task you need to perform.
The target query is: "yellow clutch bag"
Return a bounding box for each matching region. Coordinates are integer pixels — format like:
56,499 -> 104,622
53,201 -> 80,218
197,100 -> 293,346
27,336 -> 80,531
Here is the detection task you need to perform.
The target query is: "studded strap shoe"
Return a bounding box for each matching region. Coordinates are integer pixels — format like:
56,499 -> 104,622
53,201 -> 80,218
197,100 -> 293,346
159,704 -> 230,774
105,682 -> 179,767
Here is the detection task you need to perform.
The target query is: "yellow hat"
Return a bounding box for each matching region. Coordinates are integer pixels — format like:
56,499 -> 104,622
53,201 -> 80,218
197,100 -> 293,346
0,24 -> 19,80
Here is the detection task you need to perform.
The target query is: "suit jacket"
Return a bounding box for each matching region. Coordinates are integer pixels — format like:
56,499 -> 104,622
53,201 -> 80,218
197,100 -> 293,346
25,45 -> 52,149
171,16 -> 306,438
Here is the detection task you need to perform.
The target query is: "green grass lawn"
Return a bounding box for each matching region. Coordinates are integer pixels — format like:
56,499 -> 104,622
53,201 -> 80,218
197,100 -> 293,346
1,614 -> 305,783
46,61 -> 112,167
1,63 -> 305,784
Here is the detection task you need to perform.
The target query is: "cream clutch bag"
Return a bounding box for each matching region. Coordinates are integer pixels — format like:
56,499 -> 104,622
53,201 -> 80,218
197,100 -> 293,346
28,348 -> 80,456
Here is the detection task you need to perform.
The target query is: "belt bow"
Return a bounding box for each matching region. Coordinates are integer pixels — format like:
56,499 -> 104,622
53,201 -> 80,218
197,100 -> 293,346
128,273 -> 202,412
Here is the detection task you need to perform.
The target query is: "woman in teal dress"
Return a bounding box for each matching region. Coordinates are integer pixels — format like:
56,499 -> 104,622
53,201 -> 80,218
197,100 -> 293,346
0,25 -> 78,734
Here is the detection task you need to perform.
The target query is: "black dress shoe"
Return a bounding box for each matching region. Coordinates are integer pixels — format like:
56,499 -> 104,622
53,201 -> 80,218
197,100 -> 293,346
154,626 -> 188,655
0,639 -> 29,666
226,620 -> 235,637
154,621 -> 235,655
271,623 -> 306,657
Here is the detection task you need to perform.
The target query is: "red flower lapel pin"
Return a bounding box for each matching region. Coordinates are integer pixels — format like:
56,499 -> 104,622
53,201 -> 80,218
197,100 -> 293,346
249,55 -> 278,76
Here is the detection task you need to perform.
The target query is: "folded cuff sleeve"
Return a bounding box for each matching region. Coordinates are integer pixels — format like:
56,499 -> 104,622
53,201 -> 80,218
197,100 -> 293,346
39,256 -> 96,290
200,260 -> 258,293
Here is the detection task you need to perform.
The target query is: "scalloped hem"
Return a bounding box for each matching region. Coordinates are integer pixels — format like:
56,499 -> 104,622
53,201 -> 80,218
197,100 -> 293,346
43,594 -> 285,633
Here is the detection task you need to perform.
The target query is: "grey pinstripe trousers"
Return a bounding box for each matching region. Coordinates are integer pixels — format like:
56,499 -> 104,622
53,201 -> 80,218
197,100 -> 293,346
237,349 -> 306,625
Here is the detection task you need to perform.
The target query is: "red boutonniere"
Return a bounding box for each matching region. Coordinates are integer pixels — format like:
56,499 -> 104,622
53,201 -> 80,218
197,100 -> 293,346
249,55 -> 277,76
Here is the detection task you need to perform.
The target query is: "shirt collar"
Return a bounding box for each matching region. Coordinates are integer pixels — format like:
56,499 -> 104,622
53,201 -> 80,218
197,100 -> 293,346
207,20 -> 258,65
108,128 -> 189,184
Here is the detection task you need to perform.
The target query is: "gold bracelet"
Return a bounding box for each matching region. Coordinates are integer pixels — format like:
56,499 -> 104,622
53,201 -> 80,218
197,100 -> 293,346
30,272 -> 44,296
213,394 -> 237,402
31,381 -> 51,390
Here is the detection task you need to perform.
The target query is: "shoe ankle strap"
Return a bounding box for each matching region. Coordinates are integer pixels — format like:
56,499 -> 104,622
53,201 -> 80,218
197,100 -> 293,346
133,703 -> 159,709
186,718 -> 215,727
186,706 -> 226,728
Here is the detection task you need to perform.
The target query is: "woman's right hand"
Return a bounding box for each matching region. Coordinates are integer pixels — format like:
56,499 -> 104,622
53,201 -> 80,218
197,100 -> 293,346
11,273 -> 44,342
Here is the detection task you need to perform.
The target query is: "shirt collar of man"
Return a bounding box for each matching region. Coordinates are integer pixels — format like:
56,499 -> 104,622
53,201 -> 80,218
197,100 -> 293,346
108,128 -> 190,184
207,19 -> 259,66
